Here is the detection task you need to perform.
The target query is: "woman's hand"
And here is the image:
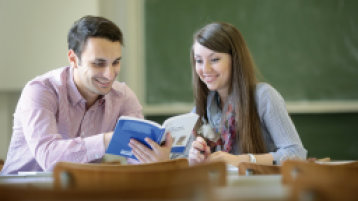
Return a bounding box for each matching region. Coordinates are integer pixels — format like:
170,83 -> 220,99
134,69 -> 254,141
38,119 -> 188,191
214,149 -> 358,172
128,133 -> 173,163
189,136 -> 211,165
208,151 -> 241,166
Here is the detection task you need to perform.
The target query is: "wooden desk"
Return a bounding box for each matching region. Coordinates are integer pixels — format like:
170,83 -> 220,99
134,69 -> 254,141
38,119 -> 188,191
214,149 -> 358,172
0,172 -> 53,189
0,166 -> 289,201
219,167 -> 289,201
215,185 -> 288,201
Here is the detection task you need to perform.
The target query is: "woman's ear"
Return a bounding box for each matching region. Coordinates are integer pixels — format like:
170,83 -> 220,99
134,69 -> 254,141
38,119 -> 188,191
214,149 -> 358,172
68,49 -> 79,68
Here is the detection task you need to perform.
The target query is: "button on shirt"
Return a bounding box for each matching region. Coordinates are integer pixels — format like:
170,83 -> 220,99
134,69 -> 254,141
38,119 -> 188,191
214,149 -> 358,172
1,66 -> 143,175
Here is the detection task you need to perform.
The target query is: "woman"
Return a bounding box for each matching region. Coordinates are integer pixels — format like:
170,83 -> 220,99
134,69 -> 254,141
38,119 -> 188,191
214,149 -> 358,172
188,22 -> 307,166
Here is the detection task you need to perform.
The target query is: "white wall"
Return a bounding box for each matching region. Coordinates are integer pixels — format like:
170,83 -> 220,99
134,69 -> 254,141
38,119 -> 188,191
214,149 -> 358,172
0,0 -> 100,90
0,0 -> 101,160
0,93 -> 19,160
0,0 -> 144,161
99,0 -> 145,103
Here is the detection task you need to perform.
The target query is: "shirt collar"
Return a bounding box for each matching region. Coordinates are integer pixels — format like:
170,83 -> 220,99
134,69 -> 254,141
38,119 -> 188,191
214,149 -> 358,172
67,67 -> 84,106
97,95 -> 106,106
207,91 -> 222,132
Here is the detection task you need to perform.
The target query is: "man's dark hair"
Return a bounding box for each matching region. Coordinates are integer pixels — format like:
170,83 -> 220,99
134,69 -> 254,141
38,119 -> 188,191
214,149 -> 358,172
67,15 -> 123,59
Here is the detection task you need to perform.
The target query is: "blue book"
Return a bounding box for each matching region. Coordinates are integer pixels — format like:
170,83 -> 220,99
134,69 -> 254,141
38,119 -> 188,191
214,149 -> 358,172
106,113 -> 199,159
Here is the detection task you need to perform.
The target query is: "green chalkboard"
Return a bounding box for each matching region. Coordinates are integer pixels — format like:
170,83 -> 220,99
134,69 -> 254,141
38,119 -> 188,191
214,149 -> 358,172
145,0 -> 358,104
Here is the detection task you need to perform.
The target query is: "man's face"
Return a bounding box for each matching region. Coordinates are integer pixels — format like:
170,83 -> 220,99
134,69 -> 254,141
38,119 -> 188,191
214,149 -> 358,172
71,37 -> 122,101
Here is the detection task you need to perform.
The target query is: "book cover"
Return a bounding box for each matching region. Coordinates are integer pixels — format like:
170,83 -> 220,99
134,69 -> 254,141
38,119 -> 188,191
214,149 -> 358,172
106,113 -> 199,159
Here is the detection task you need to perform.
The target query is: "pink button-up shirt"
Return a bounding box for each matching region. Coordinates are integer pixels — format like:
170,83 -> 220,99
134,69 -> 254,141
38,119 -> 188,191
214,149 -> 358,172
1,66 -> 143,175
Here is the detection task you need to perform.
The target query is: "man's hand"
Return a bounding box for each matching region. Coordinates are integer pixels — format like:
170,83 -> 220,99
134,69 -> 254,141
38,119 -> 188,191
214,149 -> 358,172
104,131 -> 114,149
128,133 -> 173,163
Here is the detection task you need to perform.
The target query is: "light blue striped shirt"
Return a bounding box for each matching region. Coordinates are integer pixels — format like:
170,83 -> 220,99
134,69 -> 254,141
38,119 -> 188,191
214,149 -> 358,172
185,83 -> 307,164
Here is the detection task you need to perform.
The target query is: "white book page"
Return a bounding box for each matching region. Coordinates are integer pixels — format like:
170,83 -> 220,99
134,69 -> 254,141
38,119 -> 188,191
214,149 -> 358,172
119,116 -> 162,128
162,113 -> 199,147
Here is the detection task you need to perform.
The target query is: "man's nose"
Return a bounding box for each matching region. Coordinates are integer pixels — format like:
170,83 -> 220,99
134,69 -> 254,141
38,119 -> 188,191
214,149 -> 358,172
103,66 -> 115,80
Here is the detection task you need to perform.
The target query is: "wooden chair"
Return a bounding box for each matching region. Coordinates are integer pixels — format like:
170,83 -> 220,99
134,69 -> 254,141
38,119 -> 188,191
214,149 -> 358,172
307,157 -> 331,162
0,159 -> 4,171
236,158 -> 331,176
282,160 -> 358,184
100,160 -> 122,165
238,162 -> 281,176
53,160 -> 226,200
281,160 -> 358,201
237,158 -> 334,176
57,158 -> 189,172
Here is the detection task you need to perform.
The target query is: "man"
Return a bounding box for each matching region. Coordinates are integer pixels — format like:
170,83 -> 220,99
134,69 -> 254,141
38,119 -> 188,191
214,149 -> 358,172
1,16 -> 170,175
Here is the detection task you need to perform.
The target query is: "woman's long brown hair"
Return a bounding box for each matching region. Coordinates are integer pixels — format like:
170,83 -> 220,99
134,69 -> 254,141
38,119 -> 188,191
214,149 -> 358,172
191,22 -> 266,154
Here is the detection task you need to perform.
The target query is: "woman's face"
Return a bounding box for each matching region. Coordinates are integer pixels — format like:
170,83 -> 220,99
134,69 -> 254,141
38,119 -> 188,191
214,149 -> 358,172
193,42 -> 232,98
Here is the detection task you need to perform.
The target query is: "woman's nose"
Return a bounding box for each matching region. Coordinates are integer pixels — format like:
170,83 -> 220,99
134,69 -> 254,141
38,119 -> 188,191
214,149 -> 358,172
203,62 -> 212,73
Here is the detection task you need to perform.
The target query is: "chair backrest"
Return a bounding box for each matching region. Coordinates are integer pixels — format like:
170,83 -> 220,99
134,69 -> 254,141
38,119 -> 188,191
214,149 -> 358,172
238,162 -> 281,176
282,160 -> 358,184
53,158 -> 189,188
56,158 -> 188,171
0,159 -> 3,171
282,160 -> 358,201
53,159 -> 226,199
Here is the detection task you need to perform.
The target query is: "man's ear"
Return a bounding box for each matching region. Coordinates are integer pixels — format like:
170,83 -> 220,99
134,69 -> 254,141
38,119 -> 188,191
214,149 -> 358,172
68,49 -> 79,68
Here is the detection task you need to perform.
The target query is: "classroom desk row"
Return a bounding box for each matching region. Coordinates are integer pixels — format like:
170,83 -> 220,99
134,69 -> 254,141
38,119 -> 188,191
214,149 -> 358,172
2,160 -> 357,201
0,166 -> 288,201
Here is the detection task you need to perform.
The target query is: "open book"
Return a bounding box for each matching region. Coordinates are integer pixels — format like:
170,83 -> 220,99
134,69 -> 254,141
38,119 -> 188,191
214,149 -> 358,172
106,113 -> 199,159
